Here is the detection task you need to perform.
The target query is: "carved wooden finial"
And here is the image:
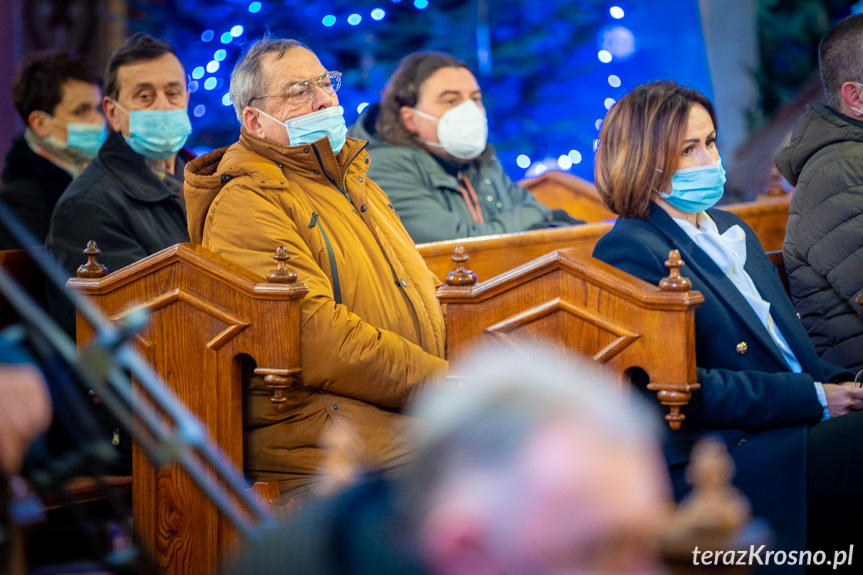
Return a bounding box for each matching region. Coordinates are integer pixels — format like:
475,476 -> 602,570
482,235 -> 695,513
659,249 -> 691,292
266,246 -> 297,284
675,437 -> 751,531
763,166 -> 788,197
262,374 -> 290,412
445,246 -> 477,286
76,240 -> 108,278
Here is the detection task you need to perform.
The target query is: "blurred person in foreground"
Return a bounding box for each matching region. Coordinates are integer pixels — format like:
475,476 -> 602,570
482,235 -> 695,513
225,341 -> 669,575
348,51 -> 580,243
592,80 -> 861,568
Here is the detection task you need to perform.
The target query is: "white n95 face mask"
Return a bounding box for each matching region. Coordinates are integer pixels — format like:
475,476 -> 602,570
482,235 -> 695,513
412,100 -> 488,160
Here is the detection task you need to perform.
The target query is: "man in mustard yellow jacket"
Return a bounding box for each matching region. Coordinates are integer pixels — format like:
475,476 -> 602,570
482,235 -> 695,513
184,37 -> 448,500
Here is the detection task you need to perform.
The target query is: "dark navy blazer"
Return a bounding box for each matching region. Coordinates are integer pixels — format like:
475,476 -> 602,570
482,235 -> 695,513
593,204 -> 851,561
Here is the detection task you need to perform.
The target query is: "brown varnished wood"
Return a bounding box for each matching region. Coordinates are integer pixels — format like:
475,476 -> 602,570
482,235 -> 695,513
419,196 -> 792,283
76,240 -> 108,278
519,170 -> 617,222
68,242 -> 308,574
439,248 -> 703,429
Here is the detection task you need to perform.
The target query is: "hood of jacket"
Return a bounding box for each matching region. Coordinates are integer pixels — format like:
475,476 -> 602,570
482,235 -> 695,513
184,128 -> 368,244
776,103 -> 863,186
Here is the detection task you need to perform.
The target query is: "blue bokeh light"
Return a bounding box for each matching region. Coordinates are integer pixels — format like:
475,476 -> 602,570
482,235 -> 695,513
214,49 -> 227,62
230,25 -> 244,37
194,105 -> 206,117
610,6 -> 625,19
222,93 -> 233,106
322,14 -> 336,26
204,78 -> 218,90
220,32 -> 233,44
206,60 -> 220,73
188,81 -> 199,93
516,154 -> 531,169
249,2 -> 261,13
371,8 -> 386,20
357,102 -> 370,114
201,30 -> 214,42
192,66 -> 205,79
347,13 -> 362,25
414,0 -> 429,9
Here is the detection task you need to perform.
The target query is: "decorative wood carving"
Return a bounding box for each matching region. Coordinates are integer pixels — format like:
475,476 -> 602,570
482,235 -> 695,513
76,240 -> 108,278
67,243 -> 309,574
439,248 -> 703,429
659,250 -> 692,292
659,437 -> 769,575
418,196 -> 791,283
760,166 -> 789,198
266,246 -> 298,284
445,246 -> 478,286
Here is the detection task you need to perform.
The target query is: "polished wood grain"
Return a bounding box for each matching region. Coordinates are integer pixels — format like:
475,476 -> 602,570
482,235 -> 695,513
519,170 -> 616,222
419,195 -> 792,283
68,243 -> 308,574
439,247 -> 703,429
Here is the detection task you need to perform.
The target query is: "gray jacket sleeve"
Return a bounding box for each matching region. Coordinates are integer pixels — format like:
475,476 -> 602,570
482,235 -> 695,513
367,147 -> 554,243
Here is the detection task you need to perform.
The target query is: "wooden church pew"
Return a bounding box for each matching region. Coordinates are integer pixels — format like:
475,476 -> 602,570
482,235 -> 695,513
419,195 -> 792,284
67,242 -> 308,574
438,246 -> 704,430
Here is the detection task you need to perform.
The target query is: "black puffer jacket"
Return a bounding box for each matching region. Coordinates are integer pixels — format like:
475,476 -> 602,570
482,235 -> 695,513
776,103 -> 863,373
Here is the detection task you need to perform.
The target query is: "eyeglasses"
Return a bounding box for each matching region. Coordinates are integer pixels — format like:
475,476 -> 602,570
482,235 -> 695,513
248,71 -> 342,107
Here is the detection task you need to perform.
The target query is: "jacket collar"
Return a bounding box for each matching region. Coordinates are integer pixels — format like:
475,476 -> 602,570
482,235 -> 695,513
644,204 -> 798,370
239,128 -> 368,190
97,130 -> 192,202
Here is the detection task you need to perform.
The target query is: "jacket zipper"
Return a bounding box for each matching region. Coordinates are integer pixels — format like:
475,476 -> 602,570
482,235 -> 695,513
311,142 -> 368,203
309,212 -> 342,305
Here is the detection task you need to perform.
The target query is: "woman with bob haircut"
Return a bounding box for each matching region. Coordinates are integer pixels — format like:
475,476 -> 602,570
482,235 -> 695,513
593,80 -> 863,565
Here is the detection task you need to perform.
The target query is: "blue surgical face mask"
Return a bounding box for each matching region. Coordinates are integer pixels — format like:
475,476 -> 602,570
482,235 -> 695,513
41,113 -> 106,157
257,106 -> 347,155
115,103 -> 192,161
66,123 -> 108,156
661,159 -> 726,213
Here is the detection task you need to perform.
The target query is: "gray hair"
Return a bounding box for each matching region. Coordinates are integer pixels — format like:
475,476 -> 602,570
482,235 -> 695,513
229,36 -> 309,122
819,14 -> 863,110
398,339 -> 660,527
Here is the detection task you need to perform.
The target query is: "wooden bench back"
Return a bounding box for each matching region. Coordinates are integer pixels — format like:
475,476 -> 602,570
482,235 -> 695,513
439,247 -> 704,430
419,195 -> 792,283
67,243 -> 308,574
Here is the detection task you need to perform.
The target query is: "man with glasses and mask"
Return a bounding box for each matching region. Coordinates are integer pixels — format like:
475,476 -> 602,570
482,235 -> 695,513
0,50 -> 104,249
347,52 -> 580,243
185,37 -> 447,502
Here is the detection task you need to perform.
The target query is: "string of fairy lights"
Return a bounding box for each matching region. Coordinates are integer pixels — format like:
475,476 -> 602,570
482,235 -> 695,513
181,1 -> 634,179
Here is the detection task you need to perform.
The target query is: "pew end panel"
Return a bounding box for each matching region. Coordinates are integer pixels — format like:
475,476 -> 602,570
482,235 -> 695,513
68,242 -> 308,574
438,248 -> 703,429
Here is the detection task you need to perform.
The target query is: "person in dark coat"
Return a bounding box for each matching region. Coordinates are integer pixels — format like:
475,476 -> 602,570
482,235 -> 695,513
776,14 -> 863,375
44,34 -> 193,470
0,50 -> 104,248
592,80 -> 861,573
346,52 -> 579,243
46,33 -> 192,338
